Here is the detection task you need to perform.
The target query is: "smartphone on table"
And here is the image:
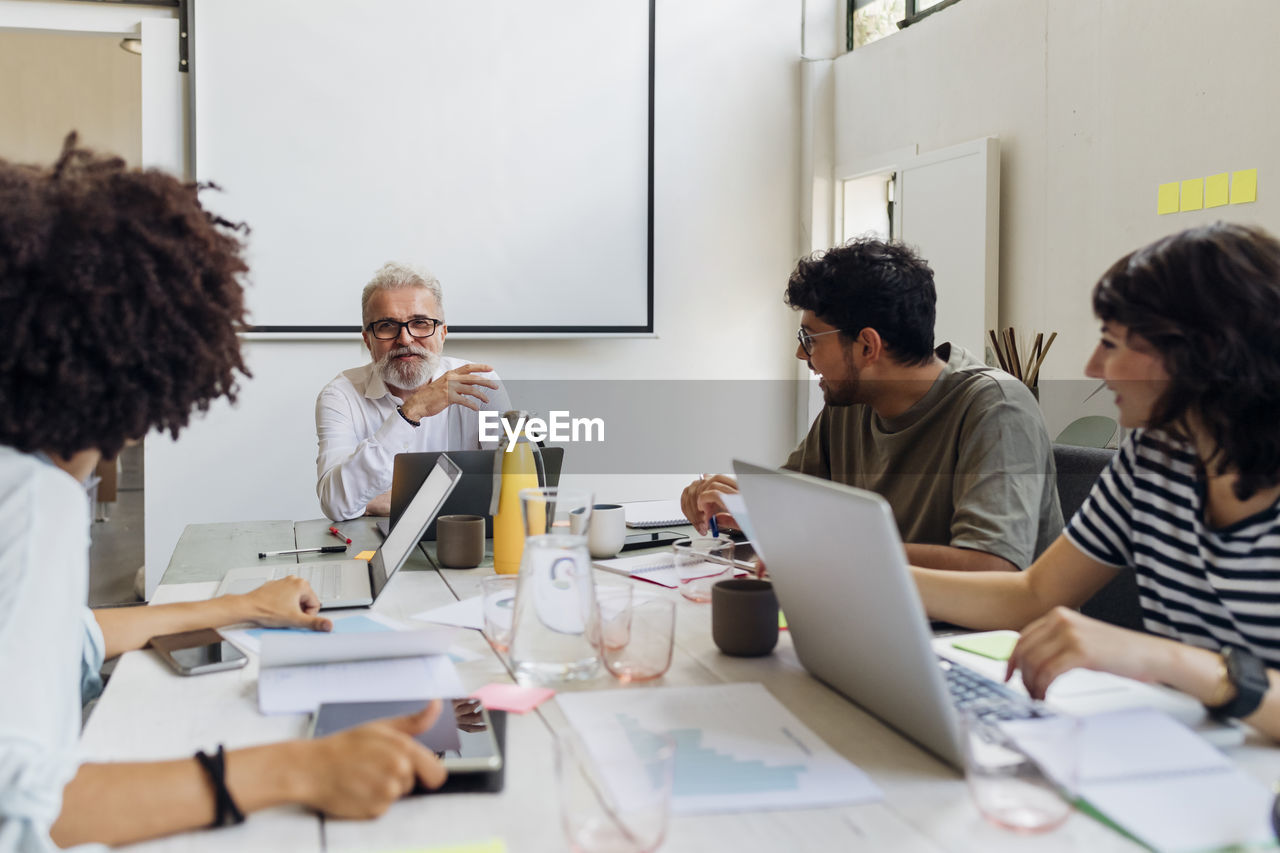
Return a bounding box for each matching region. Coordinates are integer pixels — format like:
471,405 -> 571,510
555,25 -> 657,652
151,628 -> 248,676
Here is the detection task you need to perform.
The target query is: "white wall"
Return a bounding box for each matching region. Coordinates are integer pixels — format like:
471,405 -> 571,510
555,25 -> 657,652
828,0 -> 1280,432
144,0 -> 806,594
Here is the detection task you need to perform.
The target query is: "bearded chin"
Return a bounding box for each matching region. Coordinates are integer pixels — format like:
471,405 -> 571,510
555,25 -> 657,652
376,349 -> 439,391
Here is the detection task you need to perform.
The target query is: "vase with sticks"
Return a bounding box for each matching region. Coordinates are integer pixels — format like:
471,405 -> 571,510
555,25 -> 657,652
987,327 -> 1056,401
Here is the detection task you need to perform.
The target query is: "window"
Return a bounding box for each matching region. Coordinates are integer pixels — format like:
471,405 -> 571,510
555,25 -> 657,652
847,0 -> 964,51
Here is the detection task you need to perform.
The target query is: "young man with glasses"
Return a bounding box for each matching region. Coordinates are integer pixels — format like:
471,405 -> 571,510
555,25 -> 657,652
315,262 -> 510,520
683,238 -> 1061,573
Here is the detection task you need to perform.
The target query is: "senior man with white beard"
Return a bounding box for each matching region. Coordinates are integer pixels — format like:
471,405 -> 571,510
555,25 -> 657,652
315,262 -> 511,520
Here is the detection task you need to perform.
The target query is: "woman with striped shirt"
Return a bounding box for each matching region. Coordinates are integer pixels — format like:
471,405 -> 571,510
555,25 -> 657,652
914,222 -> 1280,739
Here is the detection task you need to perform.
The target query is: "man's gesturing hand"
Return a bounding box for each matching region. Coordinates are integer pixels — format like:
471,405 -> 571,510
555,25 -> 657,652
401,363 -> 499,422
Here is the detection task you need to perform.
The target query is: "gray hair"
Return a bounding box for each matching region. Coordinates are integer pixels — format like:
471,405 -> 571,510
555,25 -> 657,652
360,262 -> 444,325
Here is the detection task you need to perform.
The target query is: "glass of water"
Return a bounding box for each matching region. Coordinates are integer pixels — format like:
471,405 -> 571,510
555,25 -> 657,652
556,729 -> 675,853
961,710 -> 1078,833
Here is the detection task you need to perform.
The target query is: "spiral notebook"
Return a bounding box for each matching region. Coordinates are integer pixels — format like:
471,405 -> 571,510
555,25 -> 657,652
622,499 -> 687,529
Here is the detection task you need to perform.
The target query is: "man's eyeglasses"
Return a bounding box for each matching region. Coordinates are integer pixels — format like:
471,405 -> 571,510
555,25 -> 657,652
366,318 -> 443,340
796,327 -> 845,357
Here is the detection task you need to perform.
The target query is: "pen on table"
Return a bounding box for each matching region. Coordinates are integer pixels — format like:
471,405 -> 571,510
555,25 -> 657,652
258,545 -> 347,558
328,525 -> 352,544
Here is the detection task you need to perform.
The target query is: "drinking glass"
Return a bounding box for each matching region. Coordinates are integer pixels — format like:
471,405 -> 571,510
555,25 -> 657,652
602,592 -> 676,684
509,488 -> 602,685
481,574 -> 517,652
962,711 -> 1078,833
557,729 -> 675,853
673,535 -> 735,603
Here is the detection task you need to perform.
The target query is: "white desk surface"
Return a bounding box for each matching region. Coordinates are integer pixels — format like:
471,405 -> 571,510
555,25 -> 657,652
80,520 -> 1278,852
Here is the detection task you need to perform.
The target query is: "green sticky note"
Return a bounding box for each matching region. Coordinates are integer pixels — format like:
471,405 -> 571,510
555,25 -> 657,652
779,611 -> 788,630
1179,178 -> 1203,211
951,632 -> 1018,661
1157,181 -> 1180,215
1231,168 -> 1258,204
1205,172 -> 1230,208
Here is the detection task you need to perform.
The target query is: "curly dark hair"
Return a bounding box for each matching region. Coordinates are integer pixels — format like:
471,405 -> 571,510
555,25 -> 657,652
784,236 -> 937,366
0,134 -> 251,460
1093,222 -> 1280,500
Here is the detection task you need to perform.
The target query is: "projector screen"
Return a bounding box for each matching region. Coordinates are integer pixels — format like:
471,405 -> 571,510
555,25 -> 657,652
192,0 -> 653,333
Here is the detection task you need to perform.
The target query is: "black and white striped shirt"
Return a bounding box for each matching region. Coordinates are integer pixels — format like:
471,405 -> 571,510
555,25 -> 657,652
1065,430 -> 1280,666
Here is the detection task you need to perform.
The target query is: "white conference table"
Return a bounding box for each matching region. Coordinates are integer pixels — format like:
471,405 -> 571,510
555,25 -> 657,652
79,517 -> 1277,853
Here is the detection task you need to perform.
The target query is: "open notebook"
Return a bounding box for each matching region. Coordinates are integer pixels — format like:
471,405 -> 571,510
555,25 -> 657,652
622,499 -> 686,529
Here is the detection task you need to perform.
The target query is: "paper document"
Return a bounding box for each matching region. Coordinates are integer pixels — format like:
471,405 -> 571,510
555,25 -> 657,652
558,683 -> 881,814
594,553 -> 747,589
260,626 -> 454,668
222,611 -> 402,656
622,499 -> 686,529
258,655 -> 465,715
1003,709 -> 1273,852
413,595 -> 485,630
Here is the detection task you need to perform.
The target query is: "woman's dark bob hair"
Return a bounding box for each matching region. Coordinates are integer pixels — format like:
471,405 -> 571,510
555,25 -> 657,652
1092,222 -> 1280,500
0,134 -> 251,461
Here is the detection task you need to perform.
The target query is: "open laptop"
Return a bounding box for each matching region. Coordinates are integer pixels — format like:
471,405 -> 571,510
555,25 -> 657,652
216,454 -> 462,609
382,448 -> 565,540
733,460 -> 1232,770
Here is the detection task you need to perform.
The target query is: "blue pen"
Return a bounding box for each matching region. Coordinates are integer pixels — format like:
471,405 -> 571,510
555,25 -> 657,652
709,514 -> 719,538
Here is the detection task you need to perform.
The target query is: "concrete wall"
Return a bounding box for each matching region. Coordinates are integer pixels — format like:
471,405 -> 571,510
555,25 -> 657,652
829,0 -> 1280,433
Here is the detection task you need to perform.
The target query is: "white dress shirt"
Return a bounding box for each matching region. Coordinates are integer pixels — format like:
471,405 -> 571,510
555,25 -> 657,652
0,448 -> 106,853
315,357 -> 511,521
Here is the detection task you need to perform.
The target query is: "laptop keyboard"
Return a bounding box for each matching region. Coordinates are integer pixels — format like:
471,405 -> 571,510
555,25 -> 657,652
276,564 -> 343,600
939,656 -> 1045,721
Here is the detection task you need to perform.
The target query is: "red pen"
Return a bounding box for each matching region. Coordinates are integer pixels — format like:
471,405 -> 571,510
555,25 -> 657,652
328,526 -> 352,544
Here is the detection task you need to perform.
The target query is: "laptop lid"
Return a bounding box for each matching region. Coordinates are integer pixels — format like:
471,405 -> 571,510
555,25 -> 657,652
733,460 -> 965,768
369,453 -> 463,599
390,448 -> 565,540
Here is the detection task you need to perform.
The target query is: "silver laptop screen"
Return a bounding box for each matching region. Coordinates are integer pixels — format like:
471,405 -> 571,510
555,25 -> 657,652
369,454 -> 462,596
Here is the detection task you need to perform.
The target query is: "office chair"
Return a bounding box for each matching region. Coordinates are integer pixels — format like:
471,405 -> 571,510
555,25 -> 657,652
1053,444 -> 1144,630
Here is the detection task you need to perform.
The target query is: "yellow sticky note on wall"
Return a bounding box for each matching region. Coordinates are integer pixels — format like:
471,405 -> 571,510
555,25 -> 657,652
1157,182 -> 1180,215
1231,168 -> 1258,204
1180,178 -> 1204,212
1205,173 -> 1230,208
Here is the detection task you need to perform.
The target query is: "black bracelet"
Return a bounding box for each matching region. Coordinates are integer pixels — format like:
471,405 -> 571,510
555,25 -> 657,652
397,405 -> 421,427
194,745 -> 246,828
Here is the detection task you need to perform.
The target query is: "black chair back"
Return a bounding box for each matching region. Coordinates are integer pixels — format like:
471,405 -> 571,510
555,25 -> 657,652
1052,444 -> 1144,630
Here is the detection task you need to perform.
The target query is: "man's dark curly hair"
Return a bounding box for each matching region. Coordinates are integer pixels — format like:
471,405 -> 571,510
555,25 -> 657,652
1093,222 -> 1280,500
0,134 -> 251,461
784,236 -> 937,366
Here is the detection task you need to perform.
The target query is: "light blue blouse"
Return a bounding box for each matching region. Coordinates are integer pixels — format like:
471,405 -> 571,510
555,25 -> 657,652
0,448 -> 106,852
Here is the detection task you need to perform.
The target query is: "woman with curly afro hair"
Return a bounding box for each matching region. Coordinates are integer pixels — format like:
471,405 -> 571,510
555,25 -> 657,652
0,137 -> 447,851
913,222 -> 1280,741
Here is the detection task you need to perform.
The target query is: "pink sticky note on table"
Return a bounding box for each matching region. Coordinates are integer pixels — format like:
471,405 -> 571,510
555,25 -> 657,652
471,683 -> 555,714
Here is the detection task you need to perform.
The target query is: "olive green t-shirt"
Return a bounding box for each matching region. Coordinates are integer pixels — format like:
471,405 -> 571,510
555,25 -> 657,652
782,343 -> 1062,569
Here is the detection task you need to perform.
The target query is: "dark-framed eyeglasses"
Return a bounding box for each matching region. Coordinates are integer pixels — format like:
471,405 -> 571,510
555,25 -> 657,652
365,317 -> 442,340
796,327 -> 845,357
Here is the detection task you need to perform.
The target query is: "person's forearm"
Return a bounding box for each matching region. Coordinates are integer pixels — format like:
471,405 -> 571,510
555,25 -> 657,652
905,543 -> 1017,573
1143,641 -> 1280,741
94,595 -> 255,658
912,565 -> 1046,630
52,742 -> 311,848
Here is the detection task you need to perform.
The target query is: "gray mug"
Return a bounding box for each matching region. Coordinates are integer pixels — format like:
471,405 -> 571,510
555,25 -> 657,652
436,514 -> 486,569
711,579 -> 778,657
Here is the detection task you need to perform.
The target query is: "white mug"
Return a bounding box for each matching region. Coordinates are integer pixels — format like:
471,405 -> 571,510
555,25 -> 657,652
584,503 -> 626,559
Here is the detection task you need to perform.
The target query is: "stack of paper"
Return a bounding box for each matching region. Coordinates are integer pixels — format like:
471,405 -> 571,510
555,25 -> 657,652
1004,709 -> 1274,851
256,625 -> 464,715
